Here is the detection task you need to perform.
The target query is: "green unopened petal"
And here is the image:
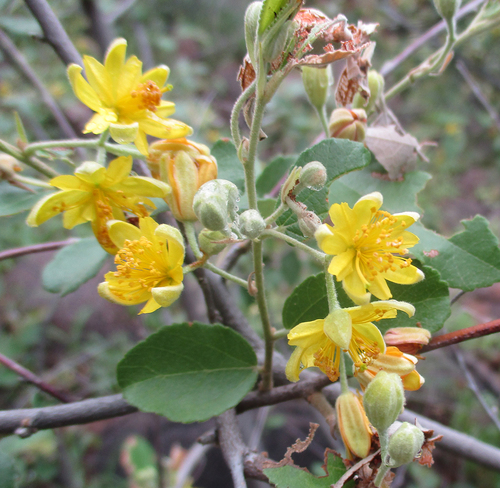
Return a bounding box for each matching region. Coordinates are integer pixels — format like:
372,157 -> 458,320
151,283 -> 183,307
109,122 -> 139,144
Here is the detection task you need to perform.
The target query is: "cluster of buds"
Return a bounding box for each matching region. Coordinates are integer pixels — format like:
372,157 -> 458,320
281,161 -> 327,237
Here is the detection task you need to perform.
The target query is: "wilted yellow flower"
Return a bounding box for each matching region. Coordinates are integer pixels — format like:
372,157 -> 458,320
315,192 -> 424,304
148,138 -> 218,221
336,391 -> 372,459
26,156 -> 169,254
285,300 -> 415,382
355,346 -> 425,391
68,38 -> 192,154
98,217 -> 184,314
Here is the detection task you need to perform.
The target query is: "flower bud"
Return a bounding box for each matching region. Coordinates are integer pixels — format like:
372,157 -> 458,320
238,209 -> 266,239
387,422 -> 425,467
198,229 -> 229,256
352,70 -> 384,115
299,161 -> 327,191
244,2 -> 262,65
323,309 -> 352,350
193,179 -> 239,232
298,211 -> 322,237
0,154 -> 22,181
302,66 -> 333,114
433,0 -> 461,23
336,391 -> 372,458
384,327 -> 431,355
329,108 -> 367,142
363,371 -> 404,432
148,138 -> 218,222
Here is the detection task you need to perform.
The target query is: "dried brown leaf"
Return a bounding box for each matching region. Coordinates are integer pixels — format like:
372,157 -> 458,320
237,55 -> 256,91
419,434 -> 443,468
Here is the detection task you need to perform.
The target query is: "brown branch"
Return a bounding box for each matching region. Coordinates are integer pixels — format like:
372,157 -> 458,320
24,0 -> 83,67
421,319 -> 500,352
81,0 -> 114,56
0,353 -> 74,403
0,27 -> 81,142
0,239 -> 78,262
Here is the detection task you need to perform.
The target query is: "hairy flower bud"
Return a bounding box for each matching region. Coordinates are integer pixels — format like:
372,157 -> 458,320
323,309 -> 352,350
352,70 -> 385,115
336,391 -> 372,458
298,211 -> 322,237
302,66 -> 333,114
299,161 -> 327,191
198,229 -> 229,256
387,422 -> 425,467
329,108 -> 367,142
363,371 -> 405,432
0,154 -> 22,181
434,0 -> 461,23
148,138 -> 218,221
238,209 -> 266,239
193,179 -> 239,232
244,2 -> 262,65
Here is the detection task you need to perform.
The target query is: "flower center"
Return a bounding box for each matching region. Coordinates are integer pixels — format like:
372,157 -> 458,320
349,328 -> 380,372
314,341 -> 341,381
352,209 -> 412,280
113,237 -> 168,291
131,80 -> 162,112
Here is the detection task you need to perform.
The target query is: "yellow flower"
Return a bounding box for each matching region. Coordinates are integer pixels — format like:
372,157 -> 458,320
285,300 -> 415,382
355,346 -> 425,391
68,38 -> 192,155
315,192 -> 424,304
26,156 -> 170,254
98,217 -> 184,314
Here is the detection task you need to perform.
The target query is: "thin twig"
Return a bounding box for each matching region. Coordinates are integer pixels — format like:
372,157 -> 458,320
380,0 -> 485,76
0,239 -> 78,262
0,27 -> 81,143
174,443 -> 211,488
420,319 -> 500,352
0,353 -> 73,403
456,59 -> 500,131
220,241 -> 252,271
216,409 -> 248,488
24,0 -> 83,67
454,348 -> 500,432
451,289 -> 467,305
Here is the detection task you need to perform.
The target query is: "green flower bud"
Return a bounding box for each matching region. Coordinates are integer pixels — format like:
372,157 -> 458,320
198,229 -> 229,256
299,161 -> 327,191
193,180 -> 239,232
363,371 -> 405,432
323,309 -> 352,350
281,166 -> 302,204
302,66 -> 333,114
238,209 -> 266,239
434,0 -> 461,23
387,422 -> 425,467
244,2 -> 262,66
298,211 -> 322,238
329,108 -> 367,142
352,70 -> 385,115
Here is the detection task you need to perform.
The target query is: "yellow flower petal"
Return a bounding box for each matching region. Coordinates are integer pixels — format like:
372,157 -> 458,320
67,64 -> 103,112
384,265 -> 424,285
138,114 -> 193,139
75,161 -> 107,185
328,249 -> 356,280
108,220 -> 142,248
117,176 -> 170,199
287,319 -> 325,348
285,347 -> 304,382
156,101 -> 176,118
115,56 -> 143,101
367,274 -> 392,300
134,130 -> 149,155
50,174 -> 89,191
83,55 -> 114,107
64,201 -> 96,228
84,113 -> 113,134
139,297 -> 162,315
104,38 -> 127,96
343,270 -> 371,304
141,65 -> 170,88
104,156 -> 133,186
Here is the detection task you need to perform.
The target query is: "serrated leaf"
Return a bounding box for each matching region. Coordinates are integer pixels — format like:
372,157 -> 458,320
117,323 -> 258,423
277,139 -> 371,230
377,265 -> 450,334
328,167 -> 431,213
211,140 -> 245,193
256,155 -> 296,196
264,451 -> 351,488
42,238 -> 108,296
412,216 -> 500,291
282,273 -> 353,329
0,185 -> 51,217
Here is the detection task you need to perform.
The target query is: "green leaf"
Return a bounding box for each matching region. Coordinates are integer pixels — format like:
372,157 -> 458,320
377,265 -> 450,334
412,216 -> 500,291
211,140 -> 245,193
277,139 -> 371,230
258,197 -> 278,218
328,167 -> 431,213
13,112 -> 28,143
42,238 -> 108,296
258,0 -> 301,35
264,450 -> 352,488
117,323 -> 258,423
282,273 -> 353,329
256,155 -> 296,196
0,185 -> 51,217
0,449 -> 21,488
